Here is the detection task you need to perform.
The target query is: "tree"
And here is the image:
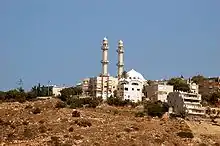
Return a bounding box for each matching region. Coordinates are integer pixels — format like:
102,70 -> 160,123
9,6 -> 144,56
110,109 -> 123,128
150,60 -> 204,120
121,71 -> 128,79
0,91 -> 6,101
191,75 -> 206,84
59,87 -> 82,101
209,92 -> 220,105
167,77 -> 190,92
147,80 -> 154,86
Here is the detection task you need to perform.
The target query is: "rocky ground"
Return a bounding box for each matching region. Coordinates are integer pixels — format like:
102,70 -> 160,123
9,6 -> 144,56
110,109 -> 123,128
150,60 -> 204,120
0,98 -> 220,146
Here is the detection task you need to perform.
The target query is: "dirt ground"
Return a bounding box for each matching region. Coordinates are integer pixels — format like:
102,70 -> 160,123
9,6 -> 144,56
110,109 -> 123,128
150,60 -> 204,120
0,98 -> 220,146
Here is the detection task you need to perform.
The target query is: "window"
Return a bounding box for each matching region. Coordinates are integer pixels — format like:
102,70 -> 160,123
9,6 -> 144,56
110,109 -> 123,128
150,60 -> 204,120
132,88 -> 134,91
125,87 -> 128,91
133,77 -> 136,79
132,83 -> 139,86
129,77 -> 132,79
137,89 -> 140,91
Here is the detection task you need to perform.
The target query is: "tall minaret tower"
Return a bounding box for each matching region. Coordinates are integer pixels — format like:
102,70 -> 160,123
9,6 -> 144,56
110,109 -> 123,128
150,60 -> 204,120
101,37 -> 109,76
117,40 -> 124,79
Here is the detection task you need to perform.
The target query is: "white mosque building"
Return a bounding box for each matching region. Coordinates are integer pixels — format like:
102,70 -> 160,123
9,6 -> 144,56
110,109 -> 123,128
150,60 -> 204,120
117,69 -> 146,102
81,37 -> 146,102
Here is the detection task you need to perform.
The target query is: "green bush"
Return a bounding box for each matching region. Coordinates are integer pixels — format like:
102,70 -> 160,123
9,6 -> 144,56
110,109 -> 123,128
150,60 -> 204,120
106,96 -> 139,107
67,97 -> 102,108
144,101 -> 168,118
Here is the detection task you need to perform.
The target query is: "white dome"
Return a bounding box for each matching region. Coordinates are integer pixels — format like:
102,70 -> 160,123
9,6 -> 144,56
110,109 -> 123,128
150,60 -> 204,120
126,69 -> 145,81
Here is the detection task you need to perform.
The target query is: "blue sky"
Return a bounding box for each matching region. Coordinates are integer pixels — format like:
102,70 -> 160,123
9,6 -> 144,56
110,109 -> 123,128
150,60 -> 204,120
0,0 -> 219,91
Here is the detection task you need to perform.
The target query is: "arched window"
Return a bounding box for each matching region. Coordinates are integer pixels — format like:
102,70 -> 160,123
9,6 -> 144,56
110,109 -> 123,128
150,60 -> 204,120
131,83 -> 139,86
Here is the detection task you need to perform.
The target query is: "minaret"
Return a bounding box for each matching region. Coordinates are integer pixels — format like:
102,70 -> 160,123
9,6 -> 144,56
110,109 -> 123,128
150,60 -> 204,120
117,40 -> 124,79
101,37 -> 109,76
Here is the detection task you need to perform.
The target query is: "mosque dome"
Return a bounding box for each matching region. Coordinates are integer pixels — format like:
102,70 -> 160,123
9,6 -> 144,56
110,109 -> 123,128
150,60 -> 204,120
126,69 -> 145,81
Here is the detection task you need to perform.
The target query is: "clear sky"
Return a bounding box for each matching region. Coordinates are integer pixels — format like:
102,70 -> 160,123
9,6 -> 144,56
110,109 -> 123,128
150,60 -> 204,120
0,0 -> 219,91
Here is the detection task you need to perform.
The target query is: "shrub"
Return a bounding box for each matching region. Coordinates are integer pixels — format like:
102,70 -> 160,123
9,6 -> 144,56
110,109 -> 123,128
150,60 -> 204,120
68,127 -> 74,132
106,96 -> 139,107
67,97 -> 102,108
32,107 -> 41,114
144,101 -> 168,118
72,110 -> 80,117
177,131 -> 194,138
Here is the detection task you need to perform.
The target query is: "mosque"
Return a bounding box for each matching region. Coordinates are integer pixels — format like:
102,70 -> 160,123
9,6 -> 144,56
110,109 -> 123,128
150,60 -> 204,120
81,37 -> 147,102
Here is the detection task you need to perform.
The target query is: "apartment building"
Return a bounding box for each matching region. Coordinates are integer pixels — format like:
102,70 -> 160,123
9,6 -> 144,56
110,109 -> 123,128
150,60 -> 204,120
167,91 -> 205,116
88,76 -> 118,100
144,83 -> 173,102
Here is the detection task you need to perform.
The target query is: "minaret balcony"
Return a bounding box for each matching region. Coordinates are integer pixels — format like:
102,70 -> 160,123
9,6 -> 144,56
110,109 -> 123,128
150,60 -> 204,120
116,62 -> 124,66
101,46 -> 109,50
116,49 -> 124,53
101,60 -> 109,64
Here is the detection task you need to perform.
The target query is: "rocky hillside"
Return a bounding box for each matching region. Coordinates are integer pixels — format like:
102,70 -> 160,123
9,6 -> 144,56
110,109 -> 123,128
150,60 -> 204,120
0,98 -> 220,146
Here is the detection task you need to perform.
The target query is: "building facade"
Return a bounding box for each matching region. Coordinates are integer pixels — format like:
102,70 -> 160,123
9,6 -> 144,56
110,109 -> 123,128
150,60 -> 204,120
52,86 -> 66,97
88,76 -> 118,100
167,91 -> 205,116
117,69 -> 145,102
145,83 -> 173,102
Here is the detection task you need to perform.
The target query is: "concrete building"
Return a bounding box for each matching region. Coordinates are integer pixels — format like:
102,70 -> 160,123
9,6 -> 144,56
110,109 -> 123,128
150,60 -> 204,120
52,86 -> 66,96
167,91 -> 205,116
144,83 -> 173,102
117,69 -> 145,102
187,79 -> 199,94
89,76 -> 118,100
81,78 -> 90,96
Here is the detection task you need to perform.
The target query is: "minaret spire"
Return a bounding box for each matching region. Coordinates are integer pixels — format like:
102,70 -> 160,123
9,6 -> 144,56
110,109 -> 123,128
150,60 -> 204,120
101,37 -> 109,76
117,40 -> 124,79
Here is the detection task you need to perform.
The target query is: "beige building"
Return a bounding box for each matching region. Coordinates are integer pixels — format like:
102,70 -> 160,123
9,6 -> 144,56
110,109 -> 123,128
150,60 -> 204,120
167,91 -> 205,116
145,83 -> 173,102
88,76 -> 118,99
51,85 -> 66,97
81,78 -> 90,96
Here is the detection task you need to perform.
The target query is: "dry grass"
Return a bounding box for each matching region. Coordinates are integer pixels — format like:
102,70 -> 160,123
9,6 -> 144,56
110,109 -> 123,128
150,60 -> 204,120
0,98 -> 220,146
